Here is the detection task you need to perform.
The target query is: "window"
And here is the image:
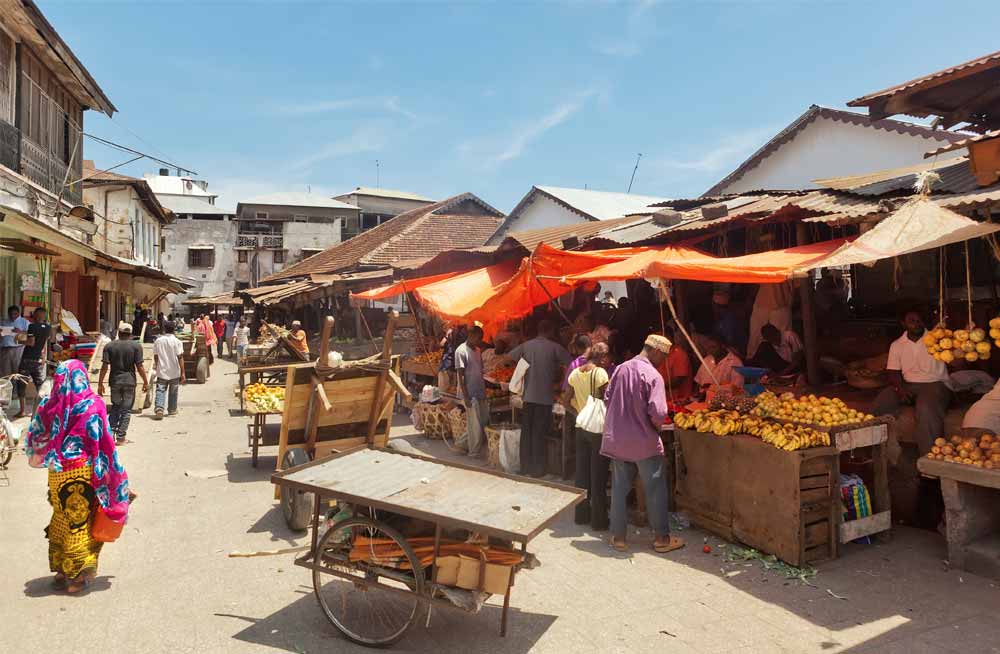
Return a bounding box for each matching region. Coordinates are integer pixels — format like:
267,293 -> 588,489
273,250 -> 285,264
238,250 -> 248,263
188,247 -> 215,268
255,211 -> 268,220
293,214 -> 308,223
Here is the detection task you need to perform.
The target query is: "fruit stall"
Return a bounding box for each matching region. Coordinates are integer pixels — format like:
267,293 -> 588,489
672,390 -> 891,566
918,436 -> 1000,581
245,383 -> 286,467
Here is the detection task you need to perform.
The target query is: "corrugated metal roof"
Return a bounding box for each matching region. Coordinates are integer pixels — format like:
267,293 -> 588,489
814,157 -> 980,196
278,449 -> 582,541
157,195 -> 233,216
533,186 -> 671,220
339,187 -> 433,202
502,215 -> 643,250
240,192 -> 359,210
925,131 -> 1000,158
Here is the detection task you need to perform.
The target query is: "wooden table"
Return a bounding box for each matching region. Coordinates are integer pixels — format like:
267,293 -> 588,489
917,457 -> 1000,580
245,398 -> 284,467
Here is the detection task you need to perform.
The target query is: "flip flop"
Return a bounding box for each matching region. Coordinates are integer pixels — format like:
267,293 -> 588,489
610,537 -> 628,552
654,536 -> 685,554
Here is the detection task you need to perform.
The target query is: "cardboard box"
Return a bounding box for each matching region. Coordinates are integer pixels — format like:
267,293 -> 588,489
450,555 -> 513,595
434,555 -> 460,587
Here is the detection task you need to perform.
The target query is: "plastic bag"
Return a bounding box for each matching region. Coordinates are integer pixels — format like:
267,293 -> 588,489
508,359 -> 529,395
498,427 -> 521,473
575,370 -> 606,433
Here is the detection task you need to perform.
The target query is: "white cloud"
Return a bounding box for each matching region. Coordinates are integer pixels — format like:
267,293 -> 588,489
462,89 -> 599,167
593,0 -> 660,59
652,126 -> 777,173
288,125 -> 387,172
273,96 -> 417,120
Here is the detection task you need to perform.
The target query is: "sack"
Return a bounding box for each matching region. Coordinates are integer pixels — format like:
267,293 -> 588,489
575,369 -> 607,433
497,426 -> 521,473
91,508 -> 125,543
508,358 -> 530,395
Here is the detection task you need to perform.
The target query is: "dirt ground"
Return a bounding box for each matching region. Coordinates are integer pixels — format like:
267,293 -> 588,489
1,356 -> 999,654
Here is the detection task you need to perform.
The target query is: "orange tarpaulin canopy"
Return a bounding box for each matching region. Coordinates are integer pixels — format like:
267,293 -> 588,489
351,270 -> 460,302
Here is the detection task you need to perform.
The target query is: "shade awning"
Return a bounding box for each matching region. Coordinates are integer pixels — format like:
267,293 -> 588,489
351,271 -> 462,302
799,198 -> 1000,271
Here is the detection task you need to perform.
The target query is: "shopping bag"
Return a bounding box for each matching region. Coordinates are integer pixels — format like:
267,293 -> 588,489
91,508 -> 125,543
575,370 -> 606,433
498,426 -> 521,473
507,358 -> 530,396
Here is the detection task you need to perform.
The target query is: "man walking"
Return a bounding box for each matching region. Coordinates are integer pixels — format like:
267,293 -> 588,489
508,319 -> 571,477
15,307 -> 55,418
234,317 -> 251,360
0,305 -> 28,378
602,334 -> 684,554
213,315 -> 226,358
98,322 -> 149,443
455,325 -> 488,458
153,322 -> 186,419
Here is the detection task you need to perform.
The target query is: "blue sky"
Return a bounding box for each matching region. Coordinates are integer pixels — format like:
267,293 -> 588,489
43,0 -> 1000,212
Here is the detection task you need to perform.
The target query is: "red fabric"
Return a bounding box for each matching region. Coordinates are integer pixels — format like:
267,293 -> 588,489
657,347 -> 693,403
213,319 -> 226,337
351,271 -> 460,301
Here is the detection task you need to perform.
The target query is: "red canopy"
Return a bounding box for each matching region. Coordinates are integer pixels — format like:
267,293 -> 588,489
351,271 -> 460,302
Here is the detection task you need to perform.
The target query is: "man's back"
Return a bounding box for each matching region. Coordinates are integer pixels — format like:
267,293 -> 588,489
154,334 -> 184,380
103,339 -> 143,386
510,336 -> 570,405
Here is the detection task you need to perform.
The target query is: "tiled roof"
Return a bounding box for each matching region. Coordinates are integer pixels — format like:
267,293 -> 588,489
82,160 -> 172,223
703,105 -> 966,197
260,193 -> 504,282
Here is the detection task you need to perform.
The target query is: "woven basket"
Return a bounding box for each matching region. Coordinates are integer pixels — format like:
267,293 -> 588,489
485,425 -> 503,468
448,406 -> 467,441
419,404 -> 452,440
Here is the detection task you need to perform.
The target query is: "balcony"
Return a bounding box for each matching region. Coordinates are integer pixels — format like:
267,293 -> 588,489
0,120 -> 82,205
235,234 -> 283,250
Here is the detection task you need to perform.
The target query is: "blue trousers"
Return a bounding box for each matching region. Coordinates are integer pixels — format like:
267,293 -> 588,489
610,454 -> 670,539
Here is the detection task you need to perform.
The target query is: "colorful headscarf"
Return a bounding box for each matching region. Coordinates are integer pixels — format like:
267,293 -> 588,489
25,359 -> 130,523
200,316 -> 218,346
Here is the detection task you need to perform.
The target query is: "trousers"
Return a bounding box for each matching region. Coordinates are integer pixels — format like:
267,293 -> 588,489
610,455 -> 670,539
155,377 -> 180,414
108,384 -> 136,439
465,398 -> 489,457
574,428 -> 611,530
519,402 -> 551,476
871,380 -> 951,454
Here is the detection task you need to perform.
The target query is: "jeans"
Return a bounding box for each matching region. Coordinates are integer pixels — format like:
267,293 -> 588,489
217,338 -> 225,357
237,344 -> 246,359
519,402 -> 550,476
574,428 -> 611,530
465,398 -> 489,457
108,384 -> 136,439
870,380 -> 951,454
610,455 -> 670,539
155,377 -> 180,414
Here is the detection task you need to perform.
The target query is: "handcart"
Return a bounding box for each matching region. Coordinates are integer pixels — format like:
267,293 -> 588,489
271,446 -> 583,647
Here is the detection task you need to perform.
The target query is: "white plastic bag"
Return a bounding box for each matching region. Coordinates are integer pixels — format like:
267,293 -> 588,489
508,358 -> 530,396
575,370 -> 606,433
498,426 -> 521,473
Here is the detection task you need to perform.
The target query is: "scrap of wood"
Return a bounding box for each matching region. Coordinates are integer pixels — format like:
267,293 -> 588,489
387,369 -> 411,400
314,378 -> 332,412
228,545 -> 309,558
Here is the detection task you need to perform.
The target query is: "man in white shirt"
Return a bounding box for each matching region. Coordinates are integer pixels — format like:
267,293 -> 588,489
152,321 -> 186,419
694,335 -> 744,390
748,323 -> 803,374
0,305 -> 29,377
871,309 -> 951,453
234,318 -> 251,360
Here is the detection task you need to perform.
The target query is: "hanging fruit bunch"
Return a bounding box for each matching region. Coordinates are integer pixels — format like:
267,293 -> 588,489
991,317 -> 1000,349
924,324 -> 991,365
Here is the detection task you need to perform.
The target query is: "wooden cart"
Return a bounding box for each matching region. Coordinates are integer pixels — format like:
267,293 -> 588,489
272,446 -> 583,647
181,333 -> 211,384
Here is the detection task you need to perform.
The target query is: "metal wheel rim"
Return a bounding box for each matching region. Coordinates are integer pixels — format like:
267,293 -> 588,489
313,517 -> 423,647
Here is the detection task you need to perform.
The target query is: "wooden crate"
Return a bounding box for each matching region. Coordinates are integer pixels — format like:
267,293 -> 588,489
674,429 -> 839,567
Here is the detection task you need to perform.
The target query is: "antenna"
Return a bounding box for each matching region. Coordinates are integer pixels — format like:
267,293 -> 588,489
627,153 -> 642,193
376,159 -> 380,188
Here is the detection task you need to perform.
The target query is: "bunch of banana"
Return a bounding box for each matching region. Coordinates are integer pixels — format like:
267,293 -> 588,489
755,422 -> 831,451
675,409 -> 743,437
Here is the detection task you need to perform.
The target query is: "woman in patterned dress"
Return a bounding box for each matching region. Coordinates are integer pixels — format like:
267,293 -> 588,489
24,359 -> 131,593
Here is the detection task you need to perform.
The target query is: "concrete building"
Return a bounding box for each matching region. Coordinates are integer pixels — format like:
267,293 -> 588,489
489,185 -> 671,244
235,192 -> 359,287
703,105 -> 965,196
333,186 -> 433,240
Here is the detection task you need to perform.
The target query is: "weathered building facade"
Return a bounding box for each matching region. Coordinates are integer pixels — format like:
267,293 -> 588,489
333,187 -> 433,240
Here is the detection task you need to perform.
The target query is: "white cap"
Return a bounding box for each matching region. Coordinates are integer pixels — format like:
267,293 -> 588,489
118,321 -> 133,333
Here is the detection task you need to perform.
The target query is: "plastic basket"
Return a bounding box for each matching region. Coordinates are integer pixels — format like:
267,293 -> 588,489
0,378 -> 12,406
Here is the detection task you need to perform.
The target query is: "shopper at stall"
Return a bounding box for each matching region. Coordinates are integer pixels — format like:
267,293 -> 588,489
15,307 -> 56,419
288,320 -> 309,356
152,321 -> 185,419
212,316 -> 226,358
871,309 -> 952,454
656,325 -> 693,404
509,319 -> 571,477
98,322 -> 149,444
438,325 -> 466,392
0,305 -> 29,378
455,325 -> 488,458
602,334 -> 683,553
234,318 -> 251,360
24,359 -> 132,594
748,323 -> 804,374
564,342 -> 611,530
694,335 -> 744,391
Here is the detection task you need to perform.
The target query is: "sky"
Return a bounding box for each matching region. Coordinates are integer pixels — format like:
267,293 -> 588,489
41,0 -> 1000,213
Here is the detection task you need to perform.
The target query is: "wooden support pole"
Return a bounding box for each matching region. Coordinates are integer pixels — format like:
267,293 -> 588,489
796,223 -> 821,387
366,310 -> 398,448
305,316 -> 336,453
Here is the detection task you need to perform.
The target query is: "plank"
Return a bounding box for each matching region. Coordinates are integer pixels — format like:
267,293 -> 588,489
917,457 -> 1000,490
839,510 -> 891,543
834,424 -> 888,452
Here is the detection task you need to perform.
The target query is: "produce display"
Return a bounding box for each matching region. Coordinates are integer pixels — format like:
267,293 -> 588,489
245,383 -> 285,413
925,433 -> 1000,469
410,350 -> 443,368
674,409 -> 831,450
753,391 -> 874,428
923,321 -> 994,364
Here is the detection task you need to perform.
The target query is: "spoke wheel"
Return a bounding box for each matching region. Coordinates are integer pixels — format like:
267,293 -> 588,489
313,516 -> 424,647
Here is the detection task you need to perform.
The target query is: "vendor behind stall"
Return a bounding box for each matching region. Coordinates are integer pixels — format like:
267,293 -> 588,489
288,320 -> 309,356
747,323 -> 803,374
656,325 -> 693,404
694,335 -> 744,392
962,378 -> 1000,437
871,308 -> 951,454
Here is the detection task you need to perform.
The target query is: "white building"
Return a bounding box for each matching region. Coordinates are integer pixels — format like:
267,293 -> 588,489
333,187 -> 434,240
703,105 -> 965,196
490,186 -> 672,244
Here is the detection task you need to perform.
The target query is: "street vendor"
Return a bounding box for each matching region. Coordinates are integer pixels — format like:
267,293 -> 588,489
693,335 -> 744,392
962,378 -> 1000,436
288,320 -> 309,356
455,325 -> 488,458
747,281 -> 794,358
747,323 -> 803,374
656,325 -> 693,405
870,308 -> 951,454
602,334 -> 683,554
712,289 -> 747,357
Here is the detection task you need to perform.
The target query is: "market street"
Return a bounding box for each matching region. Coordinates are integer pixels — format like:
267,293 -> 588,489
0,356 -> 996,654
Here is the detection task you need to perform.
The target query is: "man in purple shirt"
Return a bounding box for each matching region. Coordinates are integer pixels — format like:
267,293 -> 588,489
602,334 -> 685,554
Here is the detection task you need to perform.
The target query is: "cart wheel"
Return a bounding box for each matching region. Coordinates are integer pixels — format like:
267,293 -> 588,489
195,357 -> 209,384
313,516 -> 424,647
280,448 -> 315,531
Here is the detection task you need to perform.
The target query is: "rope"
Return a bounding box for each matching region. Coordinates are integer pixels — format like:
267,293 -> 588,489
527,249 -> 573,329
965,240 -> 974,328
938,247 -> 946,327
663,280 -> 720,387
357,307 -> 380,355
656,284 -> 674,403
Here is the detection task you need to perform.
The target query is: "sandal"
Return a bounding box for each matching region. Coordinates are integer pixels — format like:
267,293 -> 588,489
610,536 -> 628,552
653,536 -> 685,554
52,574 -> 67,590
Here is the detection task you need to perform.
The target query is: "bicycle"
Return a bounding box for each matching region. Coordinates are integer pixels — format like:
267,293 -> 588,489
0,374 -> 27,471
